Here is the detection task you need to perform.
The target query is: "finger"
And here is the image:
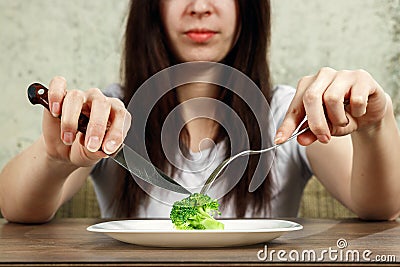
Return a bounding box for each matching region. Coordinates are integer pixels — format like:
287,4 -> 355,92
303,67 -> 337,143
102,98 -> 131,155
329,109 -> 356,136
278,120 -> 320,147
275,104 -> 306,144
73,132 -> 108,161
42,109 -> 64,146
48,76 -> 67,117
60,90 -> 86,145
275,82 -> 312,144
349,70 -> 375,118
349,86 -> 369,118
323,72 -> 353,127
84,88 -> 111,153
297,130 -> 318,146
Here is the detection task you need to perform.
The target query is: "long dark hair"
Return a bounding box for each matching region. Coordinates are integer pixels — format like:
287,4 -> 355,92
113,0 -> 273,218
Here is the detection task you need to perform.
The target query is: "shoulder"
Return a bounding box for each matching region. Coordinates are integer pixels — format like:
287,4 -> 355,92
102,83 -> 124,100
270,85 -> 296,126
269,85 -> 313,181
271,85 -> 296,103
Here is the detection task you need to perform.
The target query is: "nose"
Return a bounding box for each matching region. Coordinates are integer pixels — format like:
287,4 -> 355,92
188,0 -> 213,17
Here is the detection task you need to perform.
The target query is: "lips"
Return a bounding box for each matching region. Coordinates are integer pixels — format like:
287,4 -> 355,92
185,29 -> 217,43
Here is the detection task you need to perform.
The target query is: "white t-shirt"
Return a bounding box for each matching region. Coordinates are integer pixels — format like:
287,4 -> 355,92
91,84 -> 313,218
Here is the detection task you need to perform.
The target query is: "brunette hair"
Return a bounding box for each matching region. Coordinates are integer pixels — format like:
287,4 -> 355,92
113,0 -> 273,218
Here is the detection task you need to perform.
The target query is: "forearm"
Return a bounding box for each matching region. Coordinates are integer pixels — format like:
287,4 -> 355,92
351,102 -> 400,220
0,136 -> 78,223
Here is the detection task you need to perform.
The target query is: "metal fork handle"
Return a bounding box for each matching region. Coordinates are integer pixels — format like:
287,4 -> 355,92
199,126 -> 310,194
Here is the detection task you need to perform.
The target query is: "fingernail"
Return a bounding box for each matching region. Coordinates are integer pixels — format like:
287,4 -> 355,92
123,113 -> 131,136
52,102 -> 60,117
104,140 -> 118,154
274,132 -> 283,144
87,136 -> 100,152
317,134 -> 330,144
63,132 -> 74,145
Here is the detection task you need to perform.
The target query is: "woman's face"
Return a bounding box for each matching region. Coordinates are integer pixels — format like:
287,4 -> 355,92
160,0 -> 239,62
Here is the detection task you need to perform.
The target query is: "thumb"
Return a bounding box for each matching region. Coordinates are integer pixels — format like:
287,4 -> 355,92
275,103 -> 306,144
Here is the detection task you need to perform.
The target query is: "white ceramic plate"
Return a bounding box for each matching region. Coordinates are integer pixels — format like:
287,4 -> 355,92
87,219 -> 302,247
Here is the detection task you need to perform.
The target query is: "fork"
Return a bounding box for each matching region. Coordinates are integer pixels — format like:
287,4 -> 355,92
200,99 -> 351,194
199,126 -> 310,194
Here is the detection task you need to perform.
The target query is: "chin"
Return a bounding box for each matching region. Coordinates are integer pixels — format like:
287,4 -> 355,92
180,55 -> 224,63
177,48 -> 227,63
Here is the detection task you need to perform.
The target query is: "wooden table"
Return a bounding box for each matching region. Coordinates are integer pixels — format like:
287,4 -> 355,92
0,218 -> 399,266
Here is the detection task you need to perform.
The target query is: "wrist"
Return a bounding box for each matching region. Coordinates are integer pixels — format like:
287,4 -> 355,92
352,94 -> 393,140
351,107 -> 398,157
38,137 -> 78,178
44,153 -> 79,176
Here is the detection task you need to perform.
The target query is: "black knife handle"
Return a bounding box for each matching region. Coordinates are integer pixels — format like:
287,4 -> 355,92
27,82 -> 89,134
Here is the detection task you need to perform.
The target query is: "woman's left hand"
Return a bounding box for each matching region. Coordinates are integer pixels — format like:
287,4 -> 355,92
275,67 -> 389,145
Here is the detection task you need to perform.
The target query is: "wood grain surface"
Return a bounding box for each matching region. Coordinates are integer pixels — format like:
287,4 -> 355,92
0,218 -> 398,266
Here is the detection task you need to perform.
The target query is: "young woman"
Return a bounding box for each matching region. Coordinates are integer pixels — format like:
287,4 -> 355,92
0,0 -> 399,223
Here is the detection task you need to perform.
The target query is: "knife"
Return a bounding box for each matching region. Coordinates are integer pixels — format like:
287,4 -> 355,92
27,82 -> 191,195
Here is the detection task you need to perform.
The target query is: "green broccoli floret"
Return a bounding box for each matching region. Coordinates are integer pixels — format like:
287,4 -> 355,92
170,193 -> 224,230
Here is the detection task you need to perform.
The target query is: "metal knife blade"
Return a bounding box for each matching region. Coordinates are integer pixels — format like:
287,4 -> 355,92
111,144 -> 191,194
27,82 -> 191,195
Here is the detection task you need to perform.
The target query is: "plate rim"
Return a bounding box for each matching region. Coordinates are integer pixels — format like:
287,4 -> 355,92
86,219 -> 303,233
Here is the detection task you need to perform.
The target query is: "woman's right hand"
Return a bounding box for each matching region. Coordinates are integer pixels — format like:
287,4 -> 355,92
42,76 -> 131,167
